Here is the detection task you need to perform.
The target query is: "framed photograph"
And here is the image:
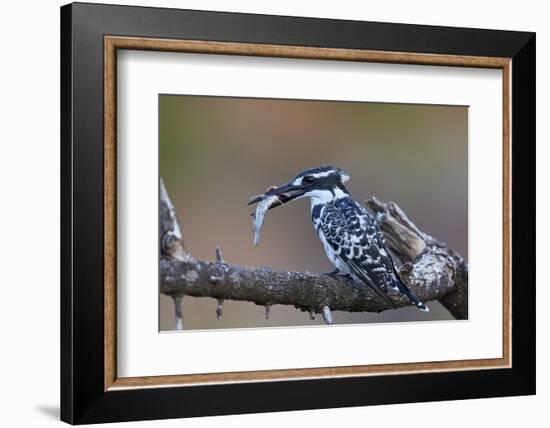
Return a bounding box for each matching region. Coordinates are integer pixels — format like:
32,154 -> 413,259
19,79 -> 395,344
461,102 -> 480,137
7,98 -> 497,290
61,2 -> 535,424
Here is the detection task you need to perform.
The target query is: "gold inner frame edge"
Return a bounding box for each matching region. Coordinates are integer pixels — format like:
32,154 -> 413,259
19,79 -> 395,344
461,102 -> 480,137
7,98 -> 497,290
104,36 -> 512,391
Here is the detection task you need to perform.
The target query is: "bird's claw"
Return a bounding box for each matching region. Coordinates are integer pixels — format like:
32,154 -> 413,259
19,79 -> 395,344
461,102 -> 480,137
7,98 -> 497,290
323,270 -> 353,282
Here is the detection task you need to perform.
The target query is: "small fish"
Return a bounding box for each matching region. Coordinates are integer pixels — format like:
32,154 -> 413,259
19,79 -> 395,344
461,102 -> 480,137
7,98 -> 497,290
252,195 -> 281,247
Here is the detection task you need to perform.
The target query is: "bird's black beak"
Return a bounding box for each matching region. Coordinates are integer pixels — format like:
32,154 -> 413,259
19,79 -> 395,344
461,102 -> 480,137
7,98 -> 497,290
247,181 -> 306,209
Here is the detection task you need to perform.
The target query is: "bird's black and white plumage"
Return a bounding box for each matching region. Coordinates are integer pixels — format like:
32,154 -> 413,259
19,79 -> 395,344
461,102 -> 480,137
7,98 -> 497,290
252,165 -> 428,312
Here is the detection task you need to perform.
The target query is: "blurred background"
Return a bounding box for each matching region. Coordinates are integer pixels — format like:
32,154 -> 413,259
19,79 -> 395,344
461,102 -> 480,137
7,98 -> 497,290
159,94 -> 468,331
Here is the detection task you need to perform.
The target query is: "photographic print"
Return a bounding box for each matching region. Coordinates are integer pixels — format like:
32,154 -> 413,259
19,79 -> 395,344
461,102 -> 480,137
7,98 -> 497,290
159,95 -> 468,331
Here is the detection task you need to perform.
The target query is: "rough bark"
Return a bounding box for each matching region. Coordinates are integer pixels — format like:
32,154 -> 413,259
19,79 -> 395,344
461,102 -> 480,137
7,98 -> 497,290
365,198 -> 468,319
160,180 -> 468,327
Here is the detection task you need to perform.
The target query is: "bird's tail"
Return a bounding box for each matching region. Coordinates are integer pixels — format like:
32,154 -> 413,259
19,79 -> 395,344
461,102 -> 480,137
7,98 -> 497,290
393,270 -> 429,312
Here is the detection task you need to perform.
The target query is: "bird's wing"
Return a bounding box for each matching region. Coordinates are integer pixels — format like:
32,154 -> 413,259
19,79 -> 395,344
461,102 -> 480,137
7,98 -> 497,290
319,199 -> 398,308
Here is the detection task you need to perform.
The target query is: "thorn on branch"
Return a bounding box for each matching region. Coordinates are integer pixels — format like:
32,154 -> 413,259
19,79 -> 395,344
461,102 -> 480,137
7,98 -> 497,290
173,295 -> 184,330
215,246 -> 225,264
321,305 -> 333,325
216,298 -> 224,320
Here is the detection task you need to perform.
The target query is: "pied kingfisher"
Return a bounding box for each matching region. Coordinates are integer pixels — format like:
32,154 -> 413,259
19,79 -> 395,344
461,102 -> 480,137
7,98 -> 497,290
250,165 -> 428,312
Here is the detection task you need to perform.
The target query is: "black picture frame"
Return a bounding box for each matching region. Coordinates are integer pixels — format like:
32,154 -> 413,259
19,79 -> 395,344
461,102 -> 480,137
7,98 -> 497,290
61,2 -> 535,424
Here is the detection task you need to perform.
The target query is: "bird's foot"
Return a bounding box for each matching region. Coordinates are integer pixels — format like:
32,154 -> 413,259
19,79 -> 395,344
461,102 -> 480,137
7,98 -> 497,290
322,268 -> 341,276
323,269 -> 353,282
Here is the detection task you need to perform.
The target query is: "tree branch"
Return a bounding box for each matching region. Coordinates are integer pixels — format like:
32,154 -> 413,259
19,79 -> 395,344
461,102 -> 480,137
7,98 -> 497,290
160,180 -> 468,326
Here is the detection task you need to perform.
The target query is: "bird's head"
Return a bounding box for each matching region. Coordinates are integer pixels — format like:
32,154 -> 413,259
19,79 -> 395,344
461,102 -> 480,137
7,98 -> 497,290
249,165 -> 351,208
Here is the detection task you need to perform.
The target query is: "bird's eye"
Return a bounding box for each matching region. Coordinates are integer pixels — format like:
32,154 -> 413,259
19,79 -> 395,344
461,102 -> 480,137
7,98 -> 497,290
303,176 -> 314,184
